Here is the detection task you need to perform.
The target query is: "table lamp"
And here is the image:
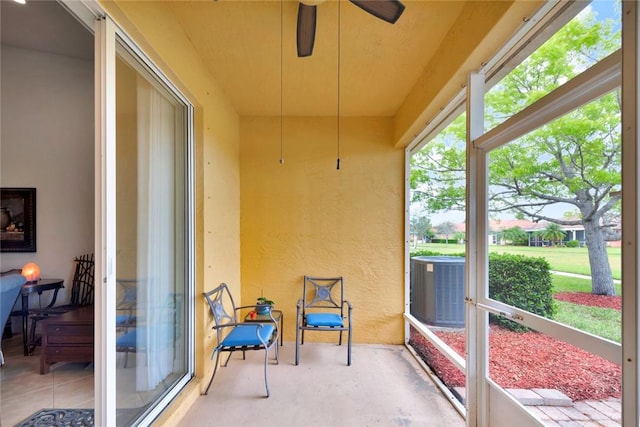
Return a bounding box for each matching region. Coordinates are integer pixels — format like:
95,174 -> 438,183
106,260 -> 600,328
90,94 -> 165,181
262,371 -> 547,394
21,262 -> 41,283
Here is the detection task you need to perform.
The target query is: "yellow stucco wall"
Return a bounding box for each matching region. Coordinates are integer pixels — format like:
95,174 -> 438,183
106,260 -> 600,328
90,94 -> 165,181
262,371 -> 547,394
240,116 -> 405,344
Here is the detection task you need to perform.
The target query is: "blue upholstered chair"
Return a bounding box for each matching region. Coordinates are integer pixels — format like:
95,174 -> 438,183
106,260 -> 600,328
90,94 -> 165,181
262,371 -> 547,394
202,283 -> 279,397
295,276 -> 352,366
0,272 -> 26,365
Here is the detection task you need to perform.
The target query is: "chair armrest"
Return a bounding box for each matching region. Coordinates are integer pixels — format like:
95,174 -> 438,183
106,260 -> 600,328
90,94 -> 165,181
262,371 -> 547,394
235,306 -> 279,331
236,304 -> 259,311
296,299 -> 304,321
211,322 -> 241,331
343,300 -> 352,325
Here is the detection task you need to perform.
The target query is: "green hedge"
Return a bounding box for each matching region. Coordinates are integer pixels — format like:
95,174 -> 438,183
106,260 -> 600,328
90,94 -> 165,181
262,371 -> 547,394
565,240 -> 580,248
410,249 -> 465,258
430,238 -> 455,244
488,253 -> 556,331
409,250 -> 556,332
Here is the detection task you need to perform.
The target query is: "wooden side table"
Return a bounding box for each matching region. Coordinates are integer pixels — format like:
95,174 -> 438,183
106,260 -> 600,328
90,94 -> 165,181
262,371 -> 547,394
40,306 -> 93,374
244,309 -> 283,346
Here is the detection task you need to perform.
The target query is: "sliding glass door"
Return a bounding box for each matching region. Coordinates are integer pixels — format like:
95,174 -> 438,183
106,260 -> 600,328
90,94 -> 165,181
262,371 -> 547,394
77,6 -> 194,425
112,39 -> 191,426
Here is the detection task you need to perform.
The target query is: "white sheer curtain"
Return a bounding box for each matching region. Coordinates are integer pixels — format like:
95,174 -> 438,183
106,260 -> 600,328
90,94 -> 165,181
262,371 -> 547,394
136,76 -> 176,390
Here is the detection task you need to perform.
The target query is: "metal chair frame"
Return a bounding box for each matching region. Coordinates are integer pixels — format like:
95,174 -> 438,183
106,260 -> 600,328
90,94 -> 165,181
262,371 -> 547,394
203,283 -> 279,397
295,275 -> 352,366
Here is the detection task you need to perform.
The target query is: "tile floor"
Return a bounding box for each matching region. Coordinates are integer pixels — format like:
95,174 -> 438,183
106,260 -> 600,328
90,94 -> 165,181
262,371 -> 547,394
0,330 -> 164,427
0,332 -> 94,426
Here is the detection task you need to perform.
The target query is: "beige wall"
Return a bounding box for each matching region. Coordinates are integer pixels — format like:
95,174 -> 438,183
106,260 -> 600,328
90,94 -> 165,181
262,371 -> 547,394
240,116 -> 405,344
0,45 -> 94,317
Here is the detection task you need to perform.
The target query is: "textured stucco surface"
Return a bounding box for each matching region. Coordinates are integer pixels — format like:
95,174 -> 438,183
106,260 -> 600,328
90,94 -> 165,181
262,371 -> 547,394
240,116 -> 405,344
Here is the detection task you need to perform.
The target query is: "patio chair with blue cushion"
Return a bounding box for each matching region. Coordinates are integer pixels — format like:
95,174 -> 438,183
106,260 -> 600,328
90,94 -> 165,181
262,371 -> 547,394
295,275 -> 352,366
203,283 -> 279,397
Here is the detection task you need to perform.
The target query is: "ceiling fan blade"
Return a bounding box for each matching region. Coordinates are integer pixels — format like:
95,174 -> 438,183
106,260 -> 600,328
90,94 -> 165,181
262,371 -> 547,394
349,0 -> 405,24
297,3 -> 317,57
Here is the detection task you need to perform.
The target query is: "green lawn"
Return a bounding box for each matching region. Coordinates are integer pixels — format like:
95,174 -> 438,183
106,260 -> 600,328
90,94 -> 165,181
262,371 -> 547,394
554,301 -> 621,343
413,243 -> 621,280
551,274 -> 621,295
551,275 -> 621,342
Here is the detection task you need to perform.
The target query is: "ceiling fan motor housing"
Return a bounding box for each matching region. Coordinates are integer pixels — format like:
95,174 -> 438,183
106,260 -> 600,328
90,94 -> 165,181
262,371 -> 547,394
296,0 -> 405,58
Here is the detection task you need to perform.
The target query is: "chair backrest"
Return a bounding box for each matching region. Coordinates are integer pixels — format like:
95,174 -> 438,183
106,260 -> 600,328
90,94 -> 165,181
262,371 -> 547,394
203,283 -> 238,337
70,253 -> 95,306
302,276 -> 345,315
116,279 -> 137,312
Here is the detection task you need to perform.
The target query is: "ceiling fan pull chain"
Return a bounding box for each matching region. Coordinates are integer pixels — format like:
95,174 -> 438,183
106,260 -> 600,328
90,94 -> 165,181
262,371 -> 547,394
280,0 -> 285,165
336,0 -> 341,171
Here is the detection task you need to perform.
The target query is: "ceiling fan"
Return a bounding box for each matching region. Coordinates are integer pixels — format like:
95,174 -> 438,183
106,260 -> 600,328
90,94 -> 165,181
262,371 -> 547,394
297,0 -> 405,57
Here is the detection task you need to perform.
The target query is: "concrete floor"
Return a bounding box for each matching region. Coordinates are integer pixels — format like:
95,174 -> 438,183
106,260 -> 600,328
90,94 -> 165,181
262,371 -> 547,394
179,342 -> 465,427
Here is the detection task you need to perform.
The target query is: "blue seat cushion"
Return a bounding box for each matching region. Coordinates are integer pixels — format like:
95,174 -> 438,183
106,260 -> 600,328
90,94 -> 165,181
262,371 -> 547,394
116,314 -> 136,325
222,324 -> 275,347
116,326 -> 172,349
306,313 -> 343,327
116,328 -> 143,348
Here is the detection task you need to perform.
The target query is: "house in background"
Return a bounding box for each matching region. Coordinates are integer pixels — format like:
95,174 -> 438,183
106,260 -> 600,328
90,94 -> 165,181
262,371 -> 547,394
432,218 -> 620,248
488,219 -> 586,247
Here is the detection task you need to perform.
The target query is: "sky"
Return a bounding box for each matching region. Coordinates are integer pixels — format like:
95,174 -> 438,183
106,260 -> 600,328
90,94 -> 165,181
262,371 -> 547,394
590,0 -> 620,25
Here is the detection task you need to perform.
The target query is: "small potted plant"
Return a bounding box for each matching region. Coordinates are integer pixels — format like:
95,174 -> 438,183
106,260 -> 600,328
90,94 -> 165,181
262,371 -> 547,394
256,295 -> 275,315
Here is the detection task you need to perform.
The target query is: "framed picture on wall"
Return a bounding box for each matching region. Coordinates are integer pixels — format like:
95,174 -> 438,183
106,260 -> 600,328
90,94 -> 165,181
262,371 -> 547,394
0,188 -> 36,252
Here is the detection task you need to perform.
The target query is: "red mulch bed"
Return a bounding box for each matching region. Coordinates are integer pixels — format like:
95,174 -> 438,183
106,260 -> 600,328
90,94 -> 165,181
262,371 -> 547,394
409,292 -> 622,401
554,292 -> 621,310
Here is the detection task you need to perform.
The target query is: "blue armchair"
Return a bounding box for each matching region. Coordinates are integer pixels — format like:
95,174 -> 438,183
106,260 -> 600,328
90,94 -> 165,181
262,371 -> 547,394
1,272 -> 26,365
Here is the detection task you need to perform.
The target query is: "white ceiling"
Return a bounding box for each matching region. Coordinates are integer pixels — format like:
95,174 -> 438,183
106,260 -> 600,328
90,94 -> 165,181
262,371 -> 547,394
1,0 -> 93,60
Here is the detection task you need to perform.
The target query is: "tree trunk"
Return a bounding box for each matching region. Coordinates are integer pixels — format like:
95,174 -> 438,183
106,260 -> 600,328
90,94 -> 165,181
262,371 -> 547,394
583,219 -> 616,296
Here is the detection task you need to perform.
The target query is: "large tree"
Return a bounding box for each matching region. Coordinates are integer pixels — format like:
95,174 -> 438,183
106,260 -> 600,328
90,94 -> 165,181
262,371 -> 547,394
410,215 -> 434,247
435,221 -> 457,244
411,10 -> 620,295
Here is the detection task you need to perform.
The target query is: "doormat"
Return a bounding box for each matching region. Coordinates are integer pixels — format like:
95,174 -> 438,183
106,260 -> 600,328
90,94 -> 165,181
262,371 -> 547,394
16,408 -> 94,427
